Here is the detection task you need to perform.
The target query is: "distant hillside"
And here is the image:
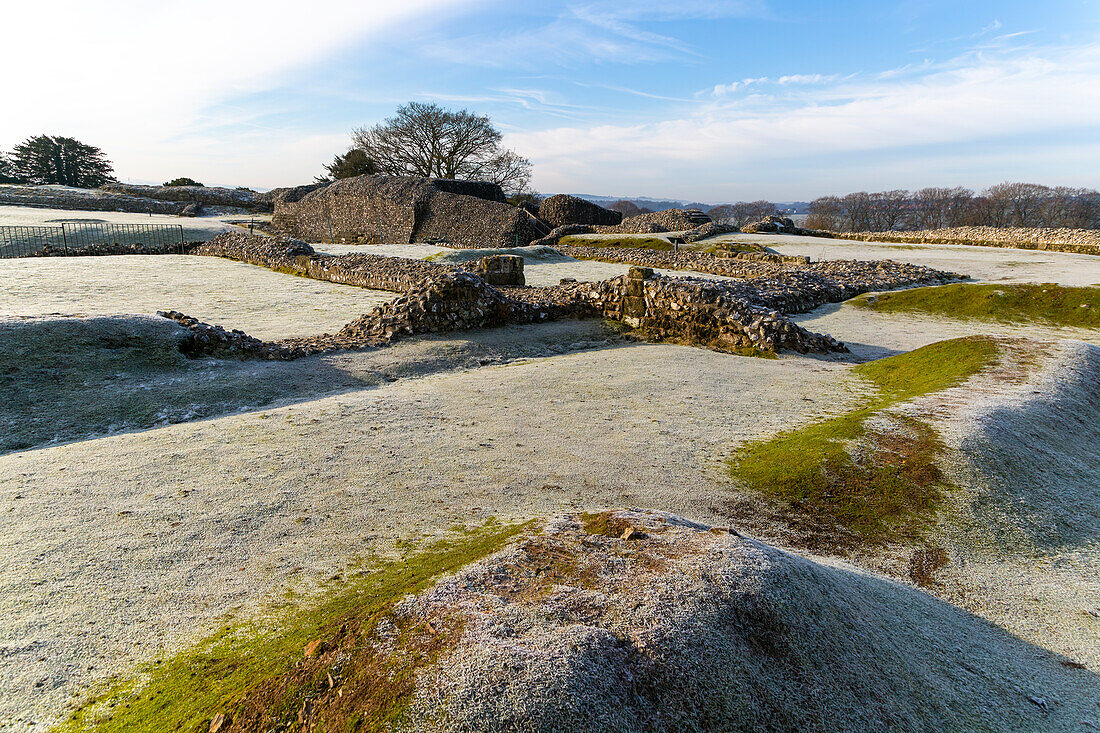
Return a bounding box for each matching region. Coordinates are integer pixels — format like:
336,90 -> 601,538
570,193 -> 811,215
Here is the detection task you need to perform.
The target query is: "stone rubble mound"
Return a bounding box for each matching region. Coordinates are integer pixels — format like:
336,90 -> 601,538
537,194 -> 623,227
682,221 -> 741,242
595,208 -> 712,234
0,184 -> 190,216
271,175 -> 543,248
742,215 -> 801,234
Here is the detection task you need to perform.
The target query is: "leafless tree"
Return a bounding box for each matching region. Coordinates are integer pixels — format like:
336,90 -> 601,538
870,189 -> 910,231
709,200 -> 778,227
985,182 -> 1052,227
351,102 -> 532,195
804,195 -> 844,230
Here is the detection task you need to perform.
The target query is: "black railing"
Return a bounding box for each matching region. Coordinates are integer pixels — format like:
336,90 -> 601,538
0,223 -> 186,258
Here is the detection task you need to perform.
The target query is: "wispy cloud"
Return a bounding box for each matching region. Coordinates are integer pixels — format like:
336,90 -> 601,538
777,73 -> 837,85
0,0 -> 474,185
420,1 -> 773,69
509,39 -> 1100,197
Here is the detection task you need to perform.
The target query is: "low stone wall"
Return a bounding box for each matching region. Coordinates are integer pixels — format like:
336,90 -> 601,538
0,186 -> 188,215
809,226 -> 1100,256
193,232 -> 453,292
556,244 -> 959,313
571,268 -> 842,355
101,183 -> 267,212
30,241 -> 197,257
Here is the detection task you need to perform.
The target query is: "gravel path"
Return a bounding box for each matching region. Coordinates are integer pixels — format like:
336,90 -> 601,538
0,255 -> 395,340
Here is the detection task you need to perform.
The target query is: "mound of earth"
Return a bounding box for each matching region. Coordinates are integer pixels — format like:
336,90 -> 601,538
244,509 -> 1097,732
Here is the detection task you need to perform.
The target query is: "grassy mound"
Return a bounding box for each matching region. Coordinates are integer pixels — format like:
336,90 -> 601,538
729,337 -> 1000,543
557,235 -> 672,250
851,283 -> 1100,328
59,521 -> 528,733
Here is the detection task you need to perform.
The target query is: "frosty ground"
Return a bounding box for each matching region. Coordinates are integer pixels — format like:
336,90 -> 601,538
0,232 -> 1097,731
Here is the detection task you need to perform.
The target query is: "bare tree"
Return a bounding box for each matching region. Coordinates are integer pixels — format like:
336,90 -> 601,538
804,195 -> 844,231
709,200 -> 779,227
870,190 -> 910,231
985,182 -> 1050,227
351,102 -> 532,195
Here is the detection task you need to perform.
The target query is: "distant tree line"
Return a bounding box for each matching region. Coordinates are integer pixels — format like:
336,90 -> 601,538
707,200 -> 782,227
804,183 -> 1100,232
0,135 -> 115,187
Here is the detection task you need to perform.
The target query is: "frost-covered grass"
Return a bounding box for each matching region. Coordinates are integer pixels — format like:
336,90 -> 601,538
0,204 -> 234,242
0,255 -> 393,339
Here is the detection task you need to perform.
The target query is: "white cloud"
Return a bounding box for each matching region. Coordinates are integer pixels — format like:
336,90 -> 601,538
1,0 -> 469,185
776,74 -> 836,85
711,77 -> 767,96
510,41 -> 1100,198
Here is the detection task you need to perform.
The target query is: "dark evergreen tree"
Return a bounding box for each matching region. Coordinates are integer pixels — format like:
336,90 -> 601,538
164,177 -> 204,187
316,149 -> 379,183
10,135 -> 114,187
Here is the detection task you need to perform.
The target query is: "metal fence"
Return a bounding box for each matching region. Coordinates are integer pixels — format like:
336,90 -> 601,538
0,223 -> 186,258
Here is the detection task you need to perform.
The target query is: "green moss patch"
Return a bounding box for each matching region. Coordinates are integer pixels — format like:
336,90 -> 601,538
852,283 -> 1100,329
58,520 -> 530,733
729,337 -> 1000,544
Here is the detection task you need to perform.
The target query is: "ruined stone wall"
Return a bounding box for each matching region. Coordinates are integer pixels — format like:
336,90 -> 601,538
811,226 -> 1100,256
195,231 -> 524,290
179,233 -> 851,360
100,183 -> 267,211
193,232 -> 449,291
271,175 -> 536,247
573,268 -> 843,355
0,186 -> 187,215
412,192 -> 542,247
556,244 -> 958,313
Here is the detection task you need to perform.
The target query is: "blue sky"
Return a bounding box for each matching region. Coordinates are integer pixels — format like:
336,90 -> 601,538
4,0 -> 1099,200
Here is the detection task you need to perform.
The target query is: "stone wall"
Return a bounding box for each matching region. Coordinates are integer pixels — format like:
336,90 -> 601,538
272,175 -> 538,248
193,232 -> 454,291
556,244 -> 958,313
175,235 -> 846,360
809,225 -> 1100,256
571,268 -> 843,355
195,231 -> 524,289
0,186 -> 188,215
101,183 -> 268,211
